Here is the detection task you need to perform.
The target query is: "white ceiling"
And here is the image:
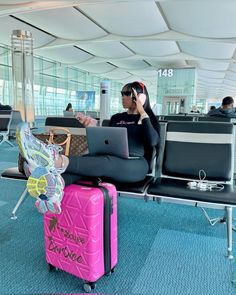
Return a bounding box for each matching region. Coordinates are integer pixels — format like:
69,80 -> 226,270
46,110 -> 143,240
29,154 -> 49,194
0,0 -> 236,99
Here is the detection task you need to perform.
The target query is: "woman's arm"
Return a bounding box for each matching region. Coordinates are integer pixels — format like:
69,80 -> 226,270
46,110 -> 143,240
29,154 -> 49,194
141,118 -> 159,147
131,89 -> 159,147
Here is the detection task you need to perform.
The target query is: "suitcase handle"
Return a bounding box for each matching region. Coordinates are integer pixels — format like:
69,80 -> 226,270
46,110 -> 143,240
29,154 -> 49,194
76,177 -> 102,187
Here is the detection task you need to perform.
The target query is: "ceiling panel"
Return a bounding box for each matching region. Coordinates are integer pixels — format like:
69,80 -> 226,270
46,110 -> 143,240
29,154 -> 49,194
75,62 -> 115,74
188,60 -> 230,71
179,41 -> 236,59
147,59 -> 187,68
160,1 -> 236,38
111,60 -> 149,70
18,7 -> 107,40
124,41 -> 179,56
222,79 -> 236,87
198,82 -> 222,88
78,2 -> 168,36
78,42 -> 133,58
0,1 -> 29,3
35,46 -> 92,64
224,71 -> 236,81
102,68 -> 131,80
0,16 -> 55,47
118,75 -> 148,85
197,70 -> 225,79
228,63 -> 236,73
198,77 -> 223,84
129,69 -> 158,77
0,1 -> 235,100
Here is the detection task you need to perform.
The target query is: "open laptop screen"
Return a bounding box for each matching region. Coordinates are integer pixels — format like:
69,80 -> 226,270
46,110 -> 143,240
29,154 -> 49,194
86,126 -> 130,159
63,110 -> 74,117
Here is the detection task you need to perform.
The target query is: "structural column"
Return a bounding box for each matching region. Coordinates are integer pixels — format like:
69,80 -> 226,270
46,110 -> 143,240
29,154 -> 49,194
11,30 -> 35,124
100,80 -> 110,126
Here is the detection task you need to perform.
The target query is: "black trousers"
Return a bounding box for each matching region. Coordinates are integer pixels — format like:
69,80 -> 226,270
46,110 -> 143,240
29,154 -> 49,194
63,154 -> 149,183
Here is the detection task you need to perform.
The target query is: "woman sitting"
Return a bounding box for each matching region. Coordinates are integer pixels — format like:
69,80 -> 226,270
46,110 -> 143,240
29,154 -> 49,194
16,81 -> 160,214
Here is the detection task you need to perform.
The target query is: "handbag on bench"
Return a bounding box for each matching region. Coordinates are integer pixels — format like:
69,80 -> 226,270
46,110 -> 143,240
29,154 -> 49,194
18,127 -> 88,174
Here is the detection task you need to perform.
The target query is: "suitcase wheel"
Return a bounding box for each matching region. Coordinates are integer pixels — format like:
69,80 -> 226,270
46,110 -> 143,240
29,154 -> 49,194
47,263 -> 58,271
83,282 -> 96,293
106,267 -> 115,276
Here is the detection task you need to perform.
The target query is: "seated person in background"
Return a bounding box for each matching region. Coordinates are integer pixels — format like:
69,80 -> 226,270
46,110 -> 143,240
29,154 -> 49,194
65,103 -> 73,112
190,105 -> 200,113
16,81 -> 160,214
0,102 -> 12,110
209,105 -> 216,111
207,96 -> 236,117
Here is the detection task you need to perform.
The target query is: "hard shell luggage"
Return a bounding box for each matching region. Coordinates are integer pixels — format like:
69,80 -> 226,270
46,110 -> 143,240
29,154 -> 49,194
44,181 -> 117,292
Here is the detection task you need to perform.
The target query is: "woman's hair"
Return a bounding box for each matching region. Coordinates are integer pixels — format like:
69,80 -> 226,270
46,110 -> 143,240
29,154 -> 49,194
123,81 -> 159,134
66,103 -> 72,111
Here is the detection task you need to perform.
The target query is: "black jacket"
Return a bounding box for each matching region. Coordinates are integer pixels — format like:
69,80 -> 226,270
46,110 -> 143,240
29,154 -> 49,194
207,107 -> 236,118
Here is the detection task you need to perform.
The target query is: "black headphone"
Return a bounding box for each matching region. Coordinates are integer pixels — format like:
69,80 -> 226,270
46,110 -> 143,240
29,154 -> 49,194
132,81 -> 145,93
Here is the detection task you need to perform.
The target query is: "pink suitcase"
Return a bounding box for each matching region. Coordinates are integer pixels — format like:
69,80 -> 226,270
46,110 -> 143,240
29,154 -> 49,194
44,181 -> 117,292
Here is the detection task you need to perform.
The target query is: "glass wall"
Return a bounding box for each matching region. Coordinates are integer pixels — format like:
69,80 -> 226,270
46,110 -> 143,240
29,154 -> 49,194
0,44 -> 158,117
33,55 -> 123,116
157,68 -> 196,114
0,44 -> 124,117
0,46 -> 12,106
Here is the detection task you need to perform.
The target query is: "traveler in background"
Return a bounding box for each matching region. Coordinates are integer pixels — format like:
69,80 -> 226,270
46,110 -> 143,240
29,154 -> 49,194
16,81 -> 160,214
190,105 -> 200,113
65,103 -> 73,112
207,96 -> 236,117
209,105 -> 216,111
0,102 -> 12,110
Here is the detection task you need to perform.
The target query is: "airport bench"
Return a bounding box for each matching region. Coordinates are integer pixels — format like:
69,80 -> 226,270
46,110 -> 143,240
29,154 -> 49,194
1,117 -> 159,218
45,116 -> 85,135
100,120 -> 236,258
9,110 -> 23,138
145,121 -> 236,258
0,110 -> 14,147
1,121 -> 236,259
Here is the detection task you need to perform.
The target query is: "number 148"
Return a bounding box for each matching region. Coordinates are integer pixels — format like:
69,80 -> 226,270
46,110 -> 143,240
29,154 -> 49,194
157,69 -> 173,77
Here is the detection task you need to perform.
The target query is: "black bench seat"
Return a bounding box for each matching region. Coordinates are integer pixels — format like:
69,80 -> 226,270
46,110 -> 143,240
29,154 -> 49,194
1,167 -> 27,180
147,178 -> 236,206
105,175 -> 154,196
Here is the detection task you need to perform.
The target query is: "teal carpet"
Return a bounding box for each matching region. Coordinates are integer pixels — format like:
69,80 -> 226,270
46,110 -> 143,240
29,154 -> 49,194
0,142 -> 18,170
0,142 -> 236,294
133,229 -> 234,295
0,200 -> 7,207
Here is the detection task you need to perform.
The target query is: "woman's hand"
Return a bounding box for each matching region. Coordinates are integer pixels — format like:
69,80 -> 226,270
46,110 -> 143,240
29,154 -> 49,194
132,88 -> 145,115
81,116 -> 92,127
75,112 -> 97,127
75,112 -> 89,127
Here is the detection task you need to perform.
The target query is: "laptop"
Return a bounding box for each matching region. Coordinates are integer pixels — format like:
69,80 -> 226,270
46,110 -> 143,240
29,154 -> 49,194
63,110 -> 74,117
86,127 -> 139,159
